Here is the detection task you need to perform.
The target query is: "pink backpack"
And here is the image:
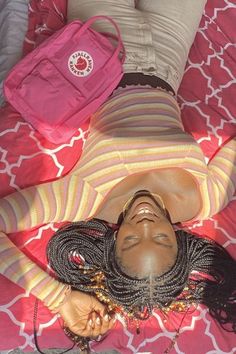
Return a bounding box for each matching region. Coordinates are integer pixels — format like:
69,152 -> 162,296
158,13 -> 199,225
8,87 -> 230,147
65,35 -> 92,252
4,16 -> 125,143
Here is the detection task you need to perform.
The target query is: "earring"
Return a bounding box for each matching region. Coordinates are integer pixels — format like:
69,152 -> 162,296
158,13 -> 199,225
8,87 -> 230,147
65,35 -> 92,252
150,193 -> 166,210
113,230 -> 117,241
122,196 -> 134,215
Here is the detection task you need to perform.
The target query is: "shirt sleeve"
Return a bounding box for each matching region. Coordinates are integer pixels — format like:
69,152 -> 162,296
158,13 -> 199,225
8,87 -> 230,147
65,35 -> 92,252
0,231 -> 69,311
0,174 -> 101,309
0,174 -> 101,233
197,137 -> 236,219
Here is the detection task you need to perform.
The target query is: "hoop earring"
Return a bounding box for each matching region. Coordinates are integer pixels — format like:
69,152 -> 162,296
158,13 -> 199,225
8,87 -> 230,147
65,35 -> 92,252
149,193 -> 165,210
113,230 -> 117,241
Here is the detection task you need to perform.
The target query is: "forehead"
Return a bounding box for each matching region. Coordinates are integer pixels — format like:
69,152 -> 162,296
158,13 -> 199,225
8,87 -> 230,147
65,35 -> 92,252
116,240 -> 177,278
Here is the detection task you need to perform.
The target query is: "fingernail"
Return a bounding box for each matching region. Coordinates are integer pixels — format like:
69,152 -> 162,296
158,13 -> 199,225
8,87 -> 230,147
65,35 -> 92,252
88,319 -> 93,327
104,314 -> 109,322
96,317 -> 101,325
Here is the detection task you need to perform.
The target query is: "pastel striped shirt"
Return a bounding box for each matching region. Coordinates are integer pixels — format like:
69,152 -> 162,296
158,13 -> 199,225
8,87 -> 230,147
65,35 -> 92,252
0,87 -> 236,309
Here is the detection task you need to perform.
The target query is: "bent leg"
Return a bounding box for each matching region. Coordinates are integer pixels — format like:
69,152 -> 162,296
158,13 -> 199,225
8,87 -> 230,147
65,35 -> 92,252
136,0 -> 207,93
67,0 -> 142,73
67,0 -> 136,23
67,0 -> 167,76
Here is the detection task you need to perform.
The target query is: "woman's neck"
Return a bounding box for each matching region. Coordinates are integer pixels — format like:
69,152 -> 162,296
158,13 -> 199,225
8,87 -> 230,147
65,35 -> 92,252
94,168 -> 201,224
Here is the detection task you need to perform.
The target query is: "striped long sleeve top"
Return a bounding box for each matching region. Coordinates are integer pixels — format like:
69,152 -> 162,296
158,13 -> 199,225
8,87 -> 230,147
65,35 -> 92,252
0,87 -> 236,310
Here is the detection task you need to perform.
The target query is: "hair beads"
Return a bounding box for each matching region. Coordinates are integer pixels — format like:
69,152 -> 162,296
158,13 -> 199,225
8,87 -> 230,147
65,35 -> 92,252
47,218 -> 236,332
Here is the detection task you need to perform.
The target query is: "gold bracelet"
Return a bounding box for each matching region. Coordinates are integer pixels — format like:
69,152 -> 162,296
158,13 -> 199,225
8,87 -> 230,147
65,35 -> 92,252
47,285 -> 72,313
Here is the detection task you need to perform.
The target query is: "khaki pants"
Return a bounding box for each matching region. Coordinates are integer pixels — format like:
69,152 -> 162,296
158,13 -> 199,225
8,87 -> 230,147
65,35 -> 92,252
67,0 -> 207,93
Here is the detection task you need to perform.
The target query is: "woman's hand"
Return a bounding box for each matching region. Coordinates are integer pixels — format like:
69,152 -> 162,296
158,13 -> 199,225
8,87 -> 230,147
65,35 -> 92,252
58,290 -> 115,338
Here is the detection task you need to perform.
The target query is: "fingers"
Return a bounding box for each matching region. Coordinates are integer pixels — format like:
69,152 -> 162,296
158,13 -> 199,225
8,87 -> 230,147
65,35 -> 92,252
88,312 -> 103,338
75,311 -> 116,338
89,296 -> 108,314
100,312 -> 116,335
91,312 -> 112,336
60,290 -> 116,339
85,312 -> 105,338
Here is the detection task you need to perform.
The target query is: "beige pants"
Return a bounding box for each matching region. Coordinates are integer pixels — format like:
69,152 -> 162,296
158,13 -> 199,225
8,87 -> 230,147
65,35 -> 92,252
67,0 -> 207,93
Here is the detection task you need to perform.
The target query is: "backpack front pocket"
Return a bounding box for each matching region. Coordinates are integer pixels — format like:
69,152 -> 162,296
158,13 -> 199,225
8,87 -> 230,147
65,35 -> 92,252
15,59 -> 85,125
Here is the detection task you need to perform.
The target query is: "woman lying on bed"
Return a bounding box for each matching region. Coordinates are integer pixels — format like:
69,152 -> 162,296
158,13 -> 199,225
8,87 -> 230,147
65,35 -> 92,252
0,0 -> 236,351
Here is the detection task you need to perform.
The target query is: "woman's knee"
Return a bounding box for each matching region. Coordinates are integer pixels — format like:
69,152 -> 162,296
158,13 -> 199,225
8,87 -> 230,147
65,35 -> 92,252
67,0 -> 136,22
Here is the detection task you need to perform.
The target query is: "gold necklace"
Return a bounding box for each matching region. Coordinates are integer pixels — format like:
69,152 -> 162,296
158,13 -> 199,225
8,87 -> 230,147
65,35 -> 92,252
163,305 -> 191,354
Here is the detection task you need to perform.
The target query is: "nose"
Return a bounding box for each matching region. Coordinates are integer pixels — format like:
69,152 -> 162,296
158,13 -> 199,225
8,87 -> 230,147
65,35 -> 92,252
133,219 -> 156,242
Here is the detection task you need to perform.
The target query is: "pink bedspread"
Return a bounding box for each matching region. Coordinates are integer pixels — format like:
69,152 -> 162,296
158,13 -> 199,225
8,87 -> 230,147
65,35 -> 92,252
0,1 -> 236,353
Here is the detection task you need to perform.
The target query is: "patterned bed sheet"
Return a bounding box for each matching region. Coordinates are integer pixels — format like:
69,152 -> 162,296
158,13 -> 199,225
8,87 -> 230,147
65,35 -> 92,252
0,1 -> 236,353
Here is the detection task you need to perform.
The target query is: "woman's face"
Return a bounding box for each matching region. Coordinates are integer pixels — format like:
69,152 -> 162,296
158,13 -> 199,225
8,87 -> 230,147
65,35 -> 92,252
115,193 -> 178,278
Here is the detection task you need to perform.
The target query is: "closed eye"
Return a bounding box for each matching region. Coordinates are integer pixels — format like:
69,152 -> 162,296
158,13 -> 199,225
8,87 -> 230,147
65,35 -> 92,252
121,234 -> 173,252
124,235 -> 139,242
154,233 -> 168,239
122,235 -> 139,250
153,234 -> 172,248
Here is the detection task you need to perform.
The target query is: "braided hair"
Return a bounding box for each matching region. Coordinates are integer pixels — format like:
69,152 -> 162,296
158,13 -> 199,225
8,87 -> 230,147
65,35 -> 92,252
47,218 -> 236,332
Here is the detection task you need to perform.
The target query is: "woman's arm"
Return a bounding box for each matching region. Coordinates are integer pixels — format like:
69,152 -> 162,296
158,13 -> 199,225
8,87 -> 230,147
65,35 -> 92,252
0,170 -> 111,332
0,172 -> 103,314
0,231 -> 115,337
0,175 -> 101,233
198,137 -> 236,219
0,231 -> 69,311
0,174 -> 78,309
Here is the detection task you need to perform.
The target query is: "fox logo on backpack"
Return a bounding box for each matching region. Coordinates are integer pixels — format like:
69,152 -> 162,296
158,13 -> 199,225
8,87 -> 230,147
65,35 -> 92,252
68,51 -> 94,77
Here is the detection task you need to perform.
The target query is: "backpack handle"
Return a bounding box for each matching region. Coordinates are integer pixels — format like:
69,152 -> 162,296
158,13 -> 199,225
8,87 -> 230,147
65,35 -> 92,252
76,15 -> 125,65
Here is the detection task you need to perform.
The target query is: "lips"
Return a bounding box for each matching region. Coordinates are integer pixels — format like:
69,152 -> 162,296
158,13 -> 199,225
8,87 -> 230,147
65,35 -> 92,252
123,193 -> 165,223
128,200 -> 160,221
134,202 -> 155,215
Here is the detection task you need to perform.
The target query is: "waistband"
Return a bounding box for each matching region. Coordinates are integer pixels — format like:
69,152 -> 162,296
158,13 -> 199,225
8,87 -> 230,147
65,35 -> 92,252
117,73 -> 175,95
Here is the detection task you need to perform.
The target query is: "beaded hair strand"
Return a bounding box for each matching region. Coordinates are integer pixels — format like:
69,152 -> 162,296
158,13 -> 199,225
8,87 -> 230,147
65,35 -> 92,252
47,218 -> 236,332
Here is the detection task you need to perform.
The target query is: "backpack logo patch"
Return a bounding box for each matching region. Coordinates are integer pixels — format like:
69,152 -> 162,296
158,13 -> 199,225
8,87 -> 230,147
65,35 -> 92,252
68,51 -> 94,77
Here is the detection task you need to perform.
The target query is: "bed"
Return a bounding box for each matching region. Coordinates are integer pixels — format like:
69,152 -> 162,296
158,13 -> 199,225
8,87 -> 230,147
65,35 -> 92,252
0,0 -> 236,353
